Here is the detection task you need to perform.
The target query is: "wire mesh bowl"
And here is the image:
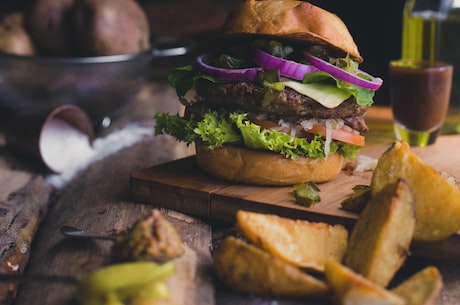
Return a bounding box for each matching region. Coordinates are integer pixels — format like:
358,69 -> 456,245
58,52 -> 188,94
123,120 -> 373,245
0,39 -> 193,123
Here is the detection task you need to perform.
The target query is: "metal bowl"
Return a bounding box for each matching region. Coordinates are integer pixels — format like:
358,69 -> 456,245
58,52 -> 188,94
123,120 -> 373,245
0,39 -> 193,123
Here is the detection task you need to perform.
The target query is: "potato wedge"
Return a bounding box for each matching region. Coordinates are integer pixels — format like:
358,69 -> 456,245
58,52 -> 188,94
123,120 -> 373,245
344,178 -> 415,287
213,236 -> 329,298
325,260 -> 405,305
235,210 -> 348,272
371,140 -> 460,241
391,266 -> 443,305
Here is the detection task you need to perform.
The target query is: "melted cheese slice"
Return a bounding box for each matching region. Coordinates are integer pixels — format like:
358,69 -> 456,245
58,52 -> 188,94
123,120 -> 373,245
283,80 -> 351,108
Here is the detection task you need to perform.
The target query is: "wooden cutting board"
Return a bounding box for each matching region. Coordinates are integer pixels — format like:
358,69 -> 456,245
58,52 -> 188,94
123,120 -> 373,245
130,135 -> 460,259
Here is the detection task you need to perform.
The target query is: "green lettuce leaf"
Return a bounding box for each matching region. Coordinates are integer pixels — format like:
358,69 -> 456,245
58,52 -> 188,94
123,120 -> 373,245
155,111 -> 361,160
167,65 -> 215,98
154,112 -> 197,144
303,71 -> 375,107
194,111 -> 242,149
229,112 -> 331,159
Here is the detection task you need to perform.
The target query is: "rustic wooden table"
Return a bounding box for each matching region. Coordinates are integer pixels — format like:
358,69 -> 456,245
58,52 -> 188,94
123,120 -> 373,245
1,68 -> 460,305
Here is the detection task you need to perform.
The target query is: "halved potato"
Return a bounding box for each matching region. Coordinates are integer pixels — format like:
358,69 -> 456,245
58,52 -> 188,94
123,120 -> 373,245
235,210 -> 348,272
213,236 -> 329,298
371,140 -> 460,241
325,260 -> 405,305
391,266 -> 443,305
344,178 -> 416,287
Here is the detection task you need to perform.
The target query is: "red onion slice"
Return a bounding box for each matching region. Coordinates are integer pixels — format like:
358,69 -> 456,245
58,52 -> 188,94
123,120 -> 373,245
304,52 -> 383,91
252,49 -> 321,80
196,53 -> 262,81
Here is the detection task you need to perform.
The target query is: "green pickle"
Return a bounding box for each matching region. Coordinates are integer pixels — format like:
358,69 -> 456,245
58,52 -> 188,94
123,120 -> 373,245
293,181 -> 321,207
340,184 -> 371,213
78,261 -> 175,305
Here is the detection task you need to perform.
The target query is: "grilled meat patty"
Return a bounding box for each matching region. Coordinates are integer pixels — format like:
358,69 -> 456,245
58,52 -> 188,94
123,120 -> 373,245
192,79 -> 370,134
194,79 -> 369,119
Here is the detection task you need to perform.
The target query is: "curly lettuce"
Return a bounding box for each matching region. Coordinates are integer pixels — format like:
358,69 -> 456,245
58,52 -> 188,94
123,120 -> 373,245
154,111 -> 361,160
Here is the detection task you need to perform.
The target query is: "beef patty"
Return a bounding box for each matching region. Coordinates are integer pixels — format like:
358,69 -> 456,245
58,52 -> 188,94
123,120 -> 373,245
194,79 -> 369,119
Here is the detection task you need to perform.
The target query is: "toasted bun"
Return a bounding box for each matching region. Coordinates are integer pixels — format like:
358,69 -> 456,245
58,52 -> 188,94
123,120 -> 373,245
195,142 -> 344,186
224,0 -> 363,63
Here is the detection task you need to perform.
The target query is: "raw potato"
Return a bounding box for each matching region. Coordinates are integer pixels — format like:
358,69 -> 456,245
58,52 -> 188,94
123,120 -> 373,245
213,236 -> 329,298
236,210 -> 348,272
391,266 -> 443,305
344,178 -> 415,287
325,260 -> 405,305
371,140 -> 460,241
0,12 -> 35,56
26,0 -> 76,56
73,0 -> 150,56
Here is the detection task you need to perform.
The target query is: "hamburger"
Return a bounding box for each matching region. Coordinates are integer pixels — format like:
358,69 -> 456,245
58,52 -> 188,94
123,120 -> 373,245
155,0 -> 383,186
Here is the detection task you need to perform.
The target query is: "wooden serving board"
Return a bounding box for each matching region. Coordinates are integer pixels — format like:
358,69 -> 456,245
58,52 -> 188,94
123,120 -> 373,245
130,135 -> 460,259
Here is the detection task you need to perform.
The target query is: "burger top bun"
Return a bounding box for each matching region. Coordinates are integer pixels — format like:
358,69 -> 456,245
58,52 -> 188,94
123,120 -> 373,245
223,0 -> 363,63
195,142 -> 345,186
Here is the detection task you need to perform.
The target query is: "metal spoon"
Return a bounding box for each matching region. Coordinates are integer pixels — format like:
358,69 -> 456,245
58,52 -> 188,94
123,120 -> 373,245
60,225 -> 117,241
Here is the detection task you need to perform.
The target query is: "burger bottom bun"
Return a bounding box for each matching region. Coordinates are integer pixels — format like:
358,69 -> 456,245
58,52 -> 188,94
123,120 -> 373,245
195,142 -> 344,186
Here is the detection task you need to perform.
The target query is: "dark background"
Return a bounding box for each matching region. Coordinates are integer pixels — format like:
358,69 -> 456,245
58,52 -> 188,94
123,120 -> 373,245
310,0 -> 406,105
143,0 -> 407,105
1,0 -> 406,105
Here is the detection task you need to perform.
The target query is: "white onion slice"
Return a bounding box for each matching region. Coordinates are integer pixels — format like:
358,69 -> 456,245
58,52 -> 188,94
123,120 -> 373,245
324,119 -> 333,157
196,53 -> 262,81
252,49 -> 321,80
304,52 -> 383,91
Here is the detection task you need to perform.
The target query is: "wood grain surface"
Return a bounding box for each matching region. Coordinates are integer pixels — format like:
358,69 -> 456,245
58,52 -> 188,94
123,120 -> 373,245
12,134 -> 210,305
130,134 -> 460,220
0,175 -> 52,303
130,135 -> 460,260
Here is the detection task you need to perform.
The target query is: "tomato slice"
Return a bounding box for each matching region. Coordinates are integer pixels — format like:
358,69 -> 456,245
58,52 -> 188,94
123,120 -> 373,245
307,125 -> 365,146
249,116 -> 365,146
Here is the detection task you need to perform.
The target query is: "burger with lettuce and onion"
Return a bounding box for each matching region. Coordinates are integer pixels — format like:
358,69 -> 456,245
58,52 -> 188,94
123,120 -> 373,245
154,0 -> 383,186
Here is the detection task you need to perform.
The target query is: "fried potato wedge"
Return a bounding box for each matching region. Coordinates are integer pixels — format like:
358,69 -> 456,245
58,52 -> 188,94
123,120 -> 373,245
391,266 -> 443,305
235,210 -> 348,272
213,236 -> 329,298
344,178 -> 415,287
325,260 -> 405,305
371,140 -> 460,241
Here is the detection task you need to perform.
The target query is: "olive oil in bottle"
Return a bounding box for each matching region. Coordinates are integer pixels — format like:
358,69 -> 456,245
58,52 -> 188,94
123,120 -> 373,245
402,12 -> 438,61
402,0 -> 460,121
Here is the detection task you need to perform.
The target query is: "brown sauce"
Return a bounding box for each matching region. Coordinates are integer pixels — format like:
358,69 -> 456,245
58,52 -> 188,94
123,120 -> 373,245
389,60 -> 453,131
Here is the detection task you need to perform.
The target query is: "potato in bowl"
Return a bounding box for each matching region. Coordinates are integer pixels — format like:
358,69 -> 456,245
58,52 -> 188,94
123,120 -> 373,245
0,0 -> 152,122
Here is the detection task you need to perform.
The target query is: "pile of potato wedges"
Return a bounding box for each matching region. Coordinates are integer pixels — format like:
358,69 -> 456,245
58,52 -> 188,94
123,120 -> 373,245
213,140 -> 459,305
0,0 -> 150,57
